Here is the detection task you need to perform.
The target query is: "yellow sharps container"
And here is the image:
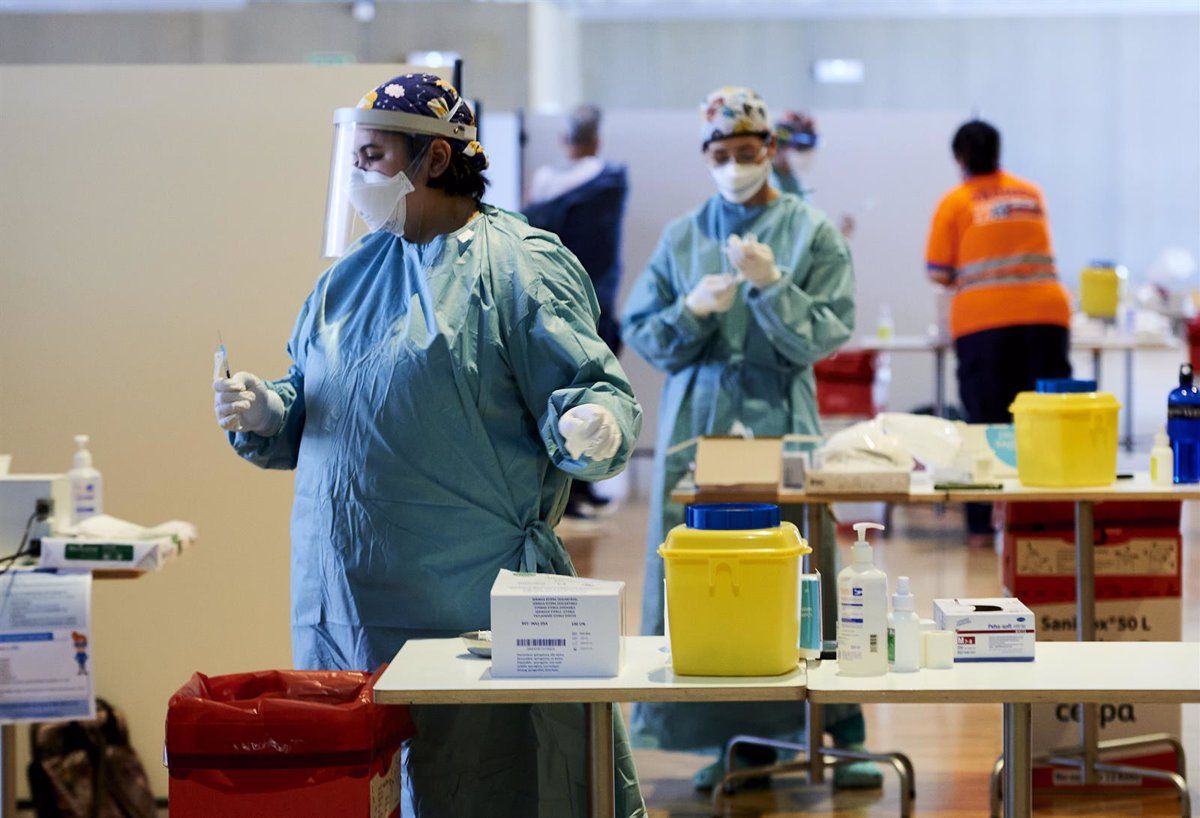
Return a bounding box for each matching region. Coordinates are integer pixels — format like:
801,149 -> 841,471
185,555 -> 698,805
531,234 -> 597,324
1010,379 -> 1120,487
1079,260 -> 1126,319
659,503 -> 810,676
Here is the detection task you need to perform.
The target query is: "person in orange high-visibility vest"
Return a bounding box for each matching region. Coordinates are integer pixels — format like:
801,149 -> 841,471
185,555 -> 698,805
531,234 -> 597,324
926,120 -> 1072,542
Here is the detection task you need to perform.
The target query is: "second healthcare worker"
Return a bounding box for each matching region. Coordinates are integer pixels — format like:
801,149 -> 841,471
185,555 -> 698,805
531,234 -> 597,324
211,73 -> 645,817
622,87 -> 878,789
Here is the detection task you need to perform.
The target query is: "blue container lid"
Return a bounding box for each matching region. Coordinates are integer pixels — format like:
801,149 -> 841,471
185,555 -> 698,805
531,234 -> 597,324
686,503 -> 781,530
1036,378 -> 1097,394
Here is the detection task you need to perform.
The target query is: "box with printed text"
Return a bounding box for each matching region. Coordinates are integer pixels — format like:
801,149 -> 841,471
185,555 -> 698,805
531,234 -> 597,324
490,570 -> 625,678
932,597 -> 1035,662
1028,596 -> 1183,790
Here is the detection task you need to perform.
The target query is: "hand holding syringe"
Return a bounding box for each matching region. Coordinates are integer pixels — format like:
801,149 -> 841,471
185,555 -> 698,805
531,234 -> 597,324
211,338 -> 285,435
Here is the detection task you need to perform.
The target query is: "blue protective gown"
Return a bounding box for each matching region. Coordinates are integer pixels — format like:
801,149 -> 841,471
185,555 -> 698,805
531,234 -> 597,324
229,204 -> 645,817
621,191 -> 861,751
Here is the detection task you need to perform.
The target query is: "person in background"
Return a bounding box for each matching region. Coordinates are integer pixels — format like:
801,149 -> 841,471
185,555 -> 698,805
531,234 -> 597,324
525,104 -> 630,521
770,110 -> 819,199
212,73 -> 645,818
622,86 -> 880,791
926,119 -> 1071,544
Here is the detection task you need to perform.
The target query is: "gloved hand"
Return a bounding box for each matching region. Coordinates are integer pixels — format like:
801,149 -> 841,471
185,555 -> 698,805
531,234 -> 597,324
558,404 -> 622,461
684,274 -> 739,318
212,357 -> 285,435
726,233 -> 781,288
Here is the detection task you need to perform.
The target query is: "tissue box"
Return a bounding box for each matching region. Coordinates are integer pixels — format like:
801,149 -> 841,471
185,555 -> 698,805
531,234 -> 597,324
490,570 -> 625,678
39,537 -> 175,572
933,597 -> 1036,662
804,469 -> 911,495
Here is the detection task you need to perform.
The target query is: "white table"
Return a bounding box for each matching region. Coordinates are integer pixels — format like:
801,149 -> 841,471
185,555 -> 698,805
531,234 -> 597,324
373,638 -> 1198,818
373,636 -> 806,818
848,333 -> 1183,449
808,642 -> 1200,818
672,473 -> 1200,811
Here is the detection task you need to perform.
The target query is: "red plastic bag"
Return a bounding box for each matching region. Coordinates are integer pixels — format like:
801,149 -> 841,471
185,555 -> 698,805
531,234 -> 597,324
167,667 -> 412,818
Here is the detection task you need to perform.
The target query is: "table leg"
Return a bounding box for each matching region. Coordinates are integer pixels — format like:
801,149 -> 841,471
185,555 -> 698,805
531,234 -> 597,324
1,724 -> 14,818
1075,501 -> 1099,785
1092,349 -> 1102,385
934,347 -> 946,418
1002,703 -> 1032,818
806,700 -> 826,784
1122,347 -> 1134,452
585,701 -> 615,818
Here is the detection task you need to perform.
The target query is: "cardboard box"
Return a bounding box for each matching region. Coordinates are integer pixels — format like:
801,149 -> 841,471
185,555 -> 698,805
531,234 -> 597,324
1026,596 -> 1182,645
1027,596 -> 1183,790
694,437 -> 782,490
1001,527 -> 1181,604
490,570 -> 625,678
998,500 -> 1181,529
39,537 -> 175,572
932,598 -> 1035,662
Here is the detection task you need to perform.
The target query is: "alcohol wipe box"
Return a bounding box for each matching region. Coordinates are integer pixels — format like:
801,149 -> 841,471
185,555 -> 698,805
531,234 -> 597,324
933,597 -> 1036,662
490,570 -> 625,678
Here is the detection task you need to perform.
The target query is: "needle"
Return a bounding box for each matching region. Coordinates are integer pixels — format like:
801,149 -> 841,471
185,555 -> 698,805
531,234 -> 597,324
217,331 -> 231,379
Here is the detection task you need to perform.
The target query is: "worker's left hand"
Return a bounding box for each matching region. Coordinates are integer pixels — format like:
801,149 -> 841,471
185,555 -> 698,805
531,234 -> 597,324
726,233 -> 782,288
558,404 -> 622,461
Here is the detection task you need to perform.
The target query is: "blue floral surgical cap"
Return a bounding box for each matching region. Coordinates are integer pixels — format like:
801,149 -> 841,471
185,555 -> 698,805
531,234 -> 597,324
358,72 -> 488,171
700,86 -> 771,149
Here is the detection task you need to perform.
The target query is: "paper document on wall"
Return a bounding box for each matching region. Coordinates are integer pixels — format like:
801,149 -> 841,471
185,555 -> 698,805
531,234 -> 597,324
0,569 -> 94,723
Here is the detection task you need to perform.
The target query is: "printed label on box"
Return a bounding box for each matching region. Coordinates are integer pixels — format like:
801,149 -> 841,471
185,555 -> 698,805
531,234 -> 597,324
1016,537 -> 1178,577
370,748 -> 401,818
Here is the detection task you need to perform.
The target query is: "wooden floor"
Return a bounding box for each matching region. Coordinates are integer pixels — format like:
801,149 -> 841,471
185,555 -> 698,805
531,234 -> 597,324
562,498 -> 1200,817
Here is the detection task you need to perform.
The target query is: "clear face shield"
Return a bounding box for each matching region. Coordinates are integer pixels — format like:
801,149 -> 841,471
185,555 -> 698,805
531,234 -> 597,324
321,105 -> 475,258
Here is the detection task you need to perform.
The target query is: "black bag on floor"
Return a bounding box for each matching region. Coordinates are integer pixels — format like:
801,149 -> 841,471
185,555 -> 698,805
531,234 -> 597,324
27,698 -> 157,818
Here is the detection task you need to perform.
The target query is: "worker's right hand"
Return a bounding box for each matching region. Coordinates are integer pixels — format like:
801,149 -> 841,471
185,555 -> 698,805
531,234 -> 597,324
212,370 -> 285,435
684,274 -> 739,318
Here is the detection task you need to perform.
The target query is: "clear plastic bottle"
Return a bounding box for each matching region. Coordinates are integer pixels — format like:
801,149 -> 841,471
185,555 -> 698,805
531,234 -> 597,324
68,434 -> 104,526
1150,427 -> 1174,486
836,522 -> 888,676
1168,365 -> 1200,484
887,576 -> 921,673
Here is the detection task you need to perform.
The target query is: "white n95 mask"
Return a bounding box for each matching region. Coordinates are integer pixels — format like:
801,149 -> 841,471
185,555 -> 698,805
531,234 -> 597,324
347,168 -> 416,235
710,159 -> 771,204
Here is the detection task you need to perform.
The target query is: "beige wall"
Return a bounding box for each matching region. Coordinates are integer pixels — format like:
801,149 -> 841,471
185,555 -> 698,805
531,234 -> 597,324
0,63 -> 449,798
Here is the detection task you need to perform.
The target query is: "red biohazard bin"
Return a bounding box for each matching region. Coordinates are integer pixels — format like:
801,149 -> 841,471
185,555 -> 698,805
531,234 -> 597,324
1188,317 -> 1200,369
166,667 -> 412,818
814,350 -> 878,417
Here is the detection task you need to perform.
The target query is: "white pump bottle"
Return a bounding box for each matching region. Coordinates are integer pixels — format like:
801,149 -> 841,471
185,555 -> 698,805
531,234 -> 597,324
68,434 -> 104,526
836,522 -> 889,676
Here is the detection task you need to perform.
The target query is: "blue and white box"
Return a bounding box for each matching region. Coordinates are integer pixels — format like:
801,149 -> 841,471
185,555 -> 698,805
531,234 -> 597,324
933,597 -> 1036,662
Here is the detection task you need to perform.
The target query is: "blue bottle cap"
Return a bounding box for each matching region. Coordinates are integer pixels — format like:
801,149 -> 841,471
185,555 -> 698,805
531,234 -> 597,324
1036,378 -> 1097,394
685,503 -> 781,530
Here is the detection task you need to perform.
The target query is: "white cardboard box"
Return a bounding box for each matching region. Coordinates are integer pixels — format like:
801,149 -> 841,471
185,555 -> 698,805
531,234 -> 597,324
932,597 -> 1036,662
490,570 -> 625,678
38,537 -> 174,572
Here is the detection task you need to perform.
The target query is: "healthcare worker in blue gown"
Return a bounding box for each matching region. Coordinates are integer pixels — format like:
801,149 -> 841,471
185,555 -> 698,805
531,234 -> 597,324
622,86 -> 880,790
211,73 -> 646,818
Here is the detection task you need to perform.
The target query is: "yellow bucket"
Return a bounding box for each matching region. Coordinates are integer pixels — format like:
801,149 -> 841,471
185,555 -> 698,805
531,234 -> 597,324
659,504 -> 810,676
1079,262 -> 1124,319
1010,389 -> 1120,487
